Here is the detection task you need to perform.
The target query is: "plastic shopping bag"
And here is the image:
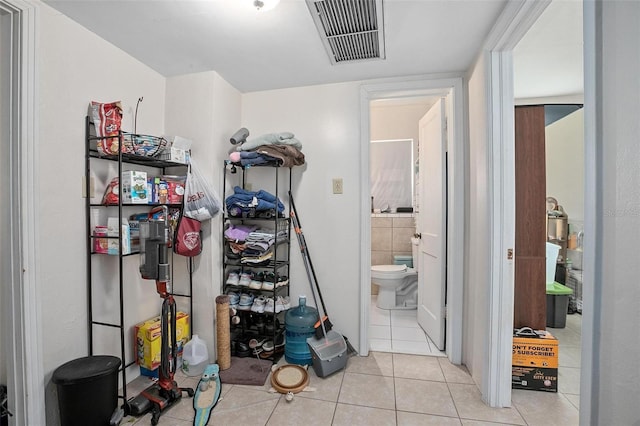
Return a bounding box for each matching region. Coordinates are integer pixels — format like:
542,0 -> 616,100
184,159 -> 221,221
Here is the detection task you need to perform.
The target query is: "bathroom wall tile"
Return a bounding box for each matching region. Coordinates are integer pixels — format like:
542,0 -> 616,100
393,227 -> 415,253
372,217 -> 393,228
371,251 -> 393,265
393,217 -> 415,228
372,228 -> 393,251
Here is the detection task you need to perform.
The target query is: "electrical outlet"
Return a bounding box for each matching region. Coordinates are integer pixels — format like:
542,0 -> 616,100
82,176 -> 95,198
332,178 -> 343,194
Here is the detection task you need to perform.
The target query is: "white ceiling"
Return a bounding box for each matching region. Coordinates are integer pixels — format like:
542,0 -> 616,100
42,0 -> 583,98
43,0 -> 507,93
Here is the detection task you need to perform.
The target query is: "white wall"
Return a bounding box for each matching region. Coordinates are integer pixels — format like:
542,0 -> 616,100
370,102 -> 432,146
164,71 -> 242,361
38,4 -> 167,424
545,108 -> 584,222
241,82 -> 362,351
464,53 -> 490,386
586,1 -> 640,423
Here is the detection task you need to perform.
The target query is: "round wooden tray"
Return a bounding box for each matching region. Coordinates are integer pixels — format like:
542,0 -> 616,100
270,365 -> 309,394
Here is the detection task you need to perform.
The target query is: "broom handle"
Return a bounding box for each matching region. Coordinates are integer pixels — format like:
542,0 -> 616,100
289,191 -> 329,316
290,206 -> 329,341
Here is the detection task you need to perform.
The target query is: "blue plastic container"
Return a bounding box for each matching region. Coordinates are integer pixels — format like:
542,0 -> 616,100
285,295 -> 319,365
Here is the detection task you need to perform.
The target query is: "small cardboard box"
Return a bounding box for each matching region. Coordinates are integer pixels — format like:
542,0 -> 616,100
107,217 -> 131,255
170,136 -> 192,164
512,331 -> 558,392
93,226 -> 109,254
121,170 -> 149,204
134,311 -> 190,370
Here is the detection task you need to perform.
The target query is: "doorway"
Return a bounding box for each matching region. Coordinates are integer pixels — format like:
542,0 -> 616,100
359,77 -> 465,365
0,0 -> 43,424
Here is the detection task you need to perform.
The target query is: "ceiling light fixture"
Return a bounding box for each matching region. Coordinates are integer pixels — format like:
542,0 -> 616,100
252,0 -> 280,12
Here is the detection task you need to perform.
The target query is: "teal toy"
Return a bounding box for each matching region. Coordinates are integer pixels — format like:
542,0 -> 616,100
193,364 -> 221,426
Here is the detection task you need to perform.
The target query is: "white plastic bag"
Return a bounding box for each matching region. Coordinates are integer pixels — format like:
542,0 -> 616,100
184,159 -> 221,221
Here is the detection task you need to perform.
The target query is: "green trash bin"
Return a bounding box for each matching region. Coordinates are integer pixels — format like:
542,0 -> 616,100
546,282 -> 574,328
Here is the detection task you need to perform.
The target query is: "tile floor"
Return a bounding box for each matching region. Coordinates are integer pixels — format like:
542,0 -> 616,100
369,296 -> 446,356
120,313 -> 582,426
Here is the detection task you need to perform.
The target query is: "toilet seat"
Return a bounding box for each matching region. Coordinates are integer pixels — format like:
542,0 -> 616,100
372,264 -> 407,275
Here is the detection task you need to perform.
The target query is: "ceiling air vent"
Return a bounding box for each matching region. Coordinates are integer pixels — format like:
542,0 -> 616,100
306,0 -> 385,64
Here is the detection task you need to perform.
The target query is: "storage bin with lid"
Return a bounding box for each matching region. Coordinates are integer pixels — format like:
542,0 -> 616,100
306,329 -> 348,377
182,334 -> 208,376
52,355 -> 121,426
285,295 -> 319,365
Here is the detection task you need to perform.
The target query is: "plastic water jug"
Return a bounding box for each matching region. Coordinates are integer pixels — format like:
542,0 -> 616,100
285,295 -> 319,365
182,334 -> 208,377
545,242 -> 561,285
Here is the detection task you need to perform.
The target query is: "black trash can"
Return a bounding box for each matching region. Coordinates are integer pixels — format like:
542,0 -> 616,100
52,356 -> 121,426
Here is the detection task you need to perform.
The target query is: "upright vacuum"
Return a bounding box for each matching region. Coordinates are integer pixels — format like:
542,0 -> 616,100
127,206 -> 194,425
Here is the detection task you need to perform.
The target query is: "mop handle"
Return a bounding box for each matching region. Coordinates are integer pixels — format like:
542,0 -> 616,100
288,191 -> 329,316
290,210 -> 329,341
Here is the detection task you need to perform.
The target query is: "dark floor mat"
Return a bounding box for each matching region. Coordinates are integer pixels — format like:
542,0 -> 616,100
219,357 -> 271,386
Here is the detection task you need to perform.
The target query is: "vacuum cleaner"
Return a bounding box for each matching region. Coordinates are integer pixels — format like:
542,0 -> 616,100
126,206 -> 194,425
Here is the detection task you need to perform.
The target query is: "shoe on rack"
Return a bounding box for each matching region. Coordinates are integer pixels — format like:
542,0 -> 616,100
275,296 -> 290,313
264,297 -> 275,313
235,340 -> 251,358
238,272 -> 252,287
237,293 -> 255,311
226,270 -> 240,286
275,275 -> 289,288
261,279 -> 274,291
249,272 -> 264,290
226,290 -> 240,308
250,296 -> 267,313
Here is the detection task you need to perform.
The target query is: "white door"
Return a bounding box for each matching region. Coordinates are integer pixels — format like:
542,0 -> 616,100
417,98 -> 447,350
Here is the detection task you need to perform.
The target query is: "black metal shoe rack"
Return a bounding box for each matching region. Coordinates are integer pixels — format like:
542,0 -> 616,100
221,161 -> 291,361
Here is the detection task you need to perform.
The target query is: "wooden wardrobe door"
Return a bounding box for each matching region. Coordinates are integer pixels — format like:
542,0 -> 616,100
514,105 -> 547,329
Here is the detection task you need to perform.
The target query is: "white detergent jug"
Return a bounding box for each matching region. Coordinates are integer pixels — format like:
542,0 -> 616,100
182,334 -> 208,377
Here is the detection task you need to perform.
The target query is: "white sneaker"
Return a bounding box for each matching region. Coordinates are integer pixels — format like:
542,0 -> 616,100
249,273 -> 263,290
251,296 -> 267,313
238,272 -> 251,287
264,297 -> 275,313
226,271 -> 239,286
275,296 -> 290,313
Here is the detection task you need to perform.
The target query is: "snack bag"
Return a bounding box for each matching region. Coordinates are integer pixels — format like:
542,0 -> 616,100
90,101 -> 123,155
102,177 -> 119,205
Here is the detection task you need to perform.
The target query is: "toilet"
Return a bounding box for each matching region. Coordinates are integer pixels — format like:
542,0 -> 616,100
370,237 -> 420,310
371,265 -> 418,310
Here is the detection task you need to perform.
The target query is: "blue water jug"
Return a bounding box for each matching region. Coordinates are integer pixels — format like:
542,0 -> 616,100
285,295 -> 319,365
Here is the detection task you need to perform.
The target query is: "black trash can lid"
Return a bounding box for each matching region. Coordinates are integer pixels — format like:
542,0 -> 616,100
52,356 -> 121,386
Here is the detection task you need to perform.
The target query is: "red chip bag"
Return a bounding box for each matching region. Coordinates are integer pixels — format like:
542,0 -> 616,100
102,177 -> 120,205
90,101 -> 123,155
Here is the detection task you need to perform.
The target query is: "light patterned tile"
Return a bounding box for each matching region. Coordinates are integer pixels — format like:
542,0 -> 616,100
392,339 -> 430,355
390,313 -> 419,328
371,324 -> 392,339
511,389 -> 579,426
393,353 -> 445,382
564,393 -> 580,409
460,421 -> 524,426
558,367 -> 581,395
370,338 -> 393,352
208,397 -> 278,425
394,377 -> 457,417
333,404 -> 397,426
559,345 -> 581,368
339,372 -> 395,410
397,411 -> 462,425
346,351 -> 394,377
448,383 -> 525,425
297,366 -> 344,402
438,358 -> 475,384
266,396 -> 335,426
392,326 -> 427,342
370,306 -> 391,327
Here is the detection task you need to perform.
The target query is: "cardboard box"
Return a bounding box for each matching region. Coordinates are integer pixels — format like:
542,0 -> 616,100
170,136 -> 192,164
93,226 -> 109,254
134,311 -> 190,370
121,170 -> 149,204
512,331 -> 558,392
107,217 -> 131,255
